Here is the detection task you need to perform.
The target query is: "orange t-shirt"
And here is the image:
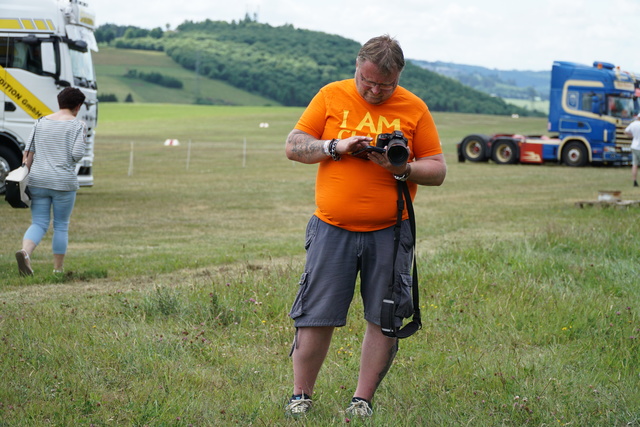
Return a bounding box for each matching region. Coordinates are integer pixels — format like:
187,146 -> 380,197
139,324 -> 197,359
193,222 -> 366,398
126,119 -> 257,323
295,79 -> 442,232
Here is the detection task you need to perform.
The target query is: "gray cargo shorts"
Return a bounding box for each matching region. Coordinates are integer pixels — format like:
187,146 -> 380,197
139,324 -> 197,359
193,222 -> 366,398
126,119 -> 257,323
289,215 -> 414,328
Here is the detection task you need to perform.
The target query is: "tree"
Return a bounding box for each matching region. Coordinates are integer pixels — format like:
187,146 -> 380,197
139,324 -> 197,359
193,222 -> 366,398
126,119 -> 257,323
95,27 -> 116,43
149,27 -> 163,39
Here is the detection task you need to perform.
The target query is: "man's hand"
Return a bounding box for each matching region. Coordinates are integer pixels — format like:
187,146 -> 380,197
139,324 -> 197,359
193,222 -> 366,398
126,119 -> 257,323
367,146 -> 412,176
336,135 -> 374,156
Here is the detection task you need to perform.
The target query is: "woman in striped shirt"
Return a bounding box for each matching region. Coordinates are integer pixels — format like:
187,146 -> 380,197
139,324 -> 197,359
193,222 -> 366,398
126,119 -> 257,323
15,87 -> 87,276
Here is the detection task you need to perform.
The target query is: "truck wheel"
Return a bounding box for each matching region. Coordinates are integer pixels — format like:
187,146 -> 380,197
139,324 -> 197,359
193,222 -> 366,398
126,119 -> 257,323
491,140 -> 518,164
460,135 -> 489,162
562,141 -> 588,167
0,145 -> 21,195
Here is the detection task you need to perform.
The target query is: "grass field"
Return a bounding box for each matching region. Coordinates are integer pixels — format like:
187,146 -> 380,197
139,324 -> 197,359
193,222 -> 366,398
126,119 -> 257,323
504,98 -> 550,115
1,105 -> 639,425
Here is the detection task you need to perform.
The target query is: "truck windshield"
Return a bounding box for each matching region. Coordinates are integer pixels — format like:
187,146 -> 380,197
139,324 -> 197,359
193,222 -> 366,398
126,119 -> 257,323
607,96 -> 634,119
70,49 -> 96,89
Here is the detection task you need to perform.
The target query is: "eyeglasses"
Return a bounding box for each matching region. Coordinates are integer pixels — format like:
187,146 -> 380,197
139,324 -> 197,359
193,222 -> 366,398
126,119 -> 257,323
358,72 -> 397,91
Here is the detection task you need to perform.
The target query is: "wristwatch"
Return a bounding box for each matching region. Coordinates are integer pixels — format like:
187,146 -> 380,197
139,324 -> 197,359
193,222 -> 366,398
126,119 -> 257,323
393,163 -> 411,181
322,140 -> 331,156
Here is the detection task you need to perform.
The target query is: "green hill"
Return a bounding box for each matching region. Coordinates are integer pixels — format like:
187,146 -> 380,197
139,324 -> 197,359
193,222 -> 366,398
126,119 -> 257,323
412,60 -> 550,100
94,46 -> 278,106
95,19 -> 538,116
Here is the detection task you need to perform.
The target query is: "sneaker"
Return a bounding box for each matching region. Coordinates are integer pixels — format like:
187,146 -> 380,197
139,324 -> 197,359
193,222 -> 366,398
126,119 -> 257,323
634,180 -> 638,187
345,397 -> 373,417
285,394 -> 312,416
15,250 -> 33,276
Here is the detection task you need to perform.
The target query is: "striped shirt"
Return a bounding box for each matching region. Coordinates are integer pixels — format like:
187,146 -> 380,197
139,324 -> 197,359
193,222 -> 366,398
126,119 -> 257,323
27,117 -> 87,191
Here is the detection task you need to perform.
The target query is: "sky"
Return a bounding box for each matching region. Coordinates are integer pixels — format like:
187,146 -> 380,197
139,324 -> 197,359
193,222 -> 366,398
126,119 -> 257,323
92,0 -> 640,73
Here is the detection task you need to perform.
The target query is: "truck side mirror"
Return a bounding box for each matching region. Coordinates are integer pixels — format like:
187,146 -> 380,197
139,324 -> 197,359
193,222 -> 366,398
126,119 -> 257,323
70,40 -> 88,53
591,96 -> 601,115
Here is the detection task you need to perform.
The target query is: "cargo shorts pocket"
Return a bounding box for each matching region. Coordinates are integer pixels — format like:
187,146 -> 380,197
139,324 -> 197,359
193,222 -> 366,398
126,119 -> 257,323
304,216 -> 320,250
289,272 -> 309,319
394,272 -> 414,320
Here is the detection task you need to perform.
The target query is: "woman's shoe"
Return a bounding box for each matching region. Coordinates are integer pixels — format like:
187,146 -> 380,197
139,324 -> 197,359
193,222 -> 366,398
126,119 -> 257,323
15,250 -> 33,276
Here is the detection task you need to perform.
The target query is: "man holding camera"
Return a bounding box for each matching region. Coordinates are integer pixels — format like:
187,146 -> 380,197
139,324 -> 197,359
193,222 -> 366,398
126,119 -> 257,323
284,34 -> 446,418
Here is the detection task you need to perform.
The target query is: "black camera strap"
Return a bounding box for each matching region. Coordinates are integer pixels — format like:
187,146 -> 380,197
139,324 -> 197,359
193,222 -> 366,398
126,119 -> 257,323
380,180 -> 422,339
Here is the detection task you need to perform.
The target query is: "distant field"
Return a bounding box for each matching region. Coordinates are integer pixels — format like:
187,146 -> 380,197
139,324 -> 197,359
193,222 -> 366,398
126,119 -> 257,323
94,46 -> 278,106
505,97 -> 550,115
1,105 -> 638,425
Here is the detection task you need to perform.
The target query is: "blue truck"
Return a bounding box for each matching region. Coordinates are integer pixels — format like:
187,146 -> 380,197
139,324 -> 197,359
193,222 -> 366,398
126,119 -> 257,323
457,61 -> 638,166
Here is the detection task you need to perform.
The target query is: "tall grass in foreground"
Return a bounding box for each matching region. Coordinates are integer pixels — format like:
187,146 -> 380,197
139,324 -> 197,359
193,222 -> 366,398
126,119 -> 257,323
1,105 -> 639,424
1,220 -> 638,425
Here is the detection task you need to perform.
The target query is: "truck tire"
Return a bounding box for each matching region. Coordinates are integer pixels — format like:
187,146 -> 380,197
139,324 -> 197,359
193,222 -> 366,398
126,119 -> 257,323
0,145 -> 21,195
491,139 -> 519,164
460,134 -> 489,162
562,141 -> 588,167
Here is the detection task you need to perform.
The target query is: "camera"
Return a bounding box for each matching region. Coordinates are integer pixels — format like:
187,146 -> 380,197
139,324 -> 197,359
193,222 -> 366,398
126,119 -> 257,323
376,130 -> 409,166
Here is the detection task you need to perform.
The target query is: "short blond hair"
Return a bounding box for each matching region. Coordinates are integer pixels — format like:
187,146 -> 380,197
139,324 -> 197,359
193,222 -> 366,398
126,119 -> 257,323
356,34 -> 405,76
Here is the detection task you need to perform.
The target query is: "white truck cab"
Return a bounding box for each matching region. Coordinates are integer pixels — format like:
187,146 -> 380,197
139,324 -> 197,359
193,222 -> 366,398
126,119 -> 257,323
0,0 -> 98,193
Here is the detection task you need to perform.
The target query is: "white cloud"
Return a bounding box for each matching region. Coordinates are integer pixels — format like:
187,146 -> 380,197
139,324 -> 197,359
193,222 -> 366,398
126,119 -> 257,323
92,0 -> 640,72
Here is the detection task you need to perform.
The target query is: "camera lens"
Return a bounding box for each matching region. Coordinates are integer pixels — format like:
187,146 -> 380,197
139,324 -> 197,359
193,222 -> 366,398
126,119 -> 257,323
386,140 -> 409,166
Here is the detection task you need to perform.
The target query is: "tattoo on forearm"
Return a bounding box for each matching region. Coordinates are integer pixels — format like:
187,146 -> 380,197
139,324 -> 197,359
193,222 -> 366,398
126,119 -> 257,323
289,133 -> 322,161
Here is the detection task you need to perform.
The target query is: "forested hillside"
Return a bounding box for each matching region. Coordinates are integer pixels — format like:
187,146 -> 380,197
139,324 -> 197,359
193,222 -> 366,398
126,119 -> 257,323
96,17 -> 537,116
412,60 -> 550,101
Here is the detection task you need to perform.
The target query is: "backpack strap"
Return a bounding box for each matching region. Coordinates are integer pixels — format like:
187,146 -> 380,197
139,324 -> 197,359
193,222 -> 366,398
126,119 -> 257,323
380,180 -> 422,339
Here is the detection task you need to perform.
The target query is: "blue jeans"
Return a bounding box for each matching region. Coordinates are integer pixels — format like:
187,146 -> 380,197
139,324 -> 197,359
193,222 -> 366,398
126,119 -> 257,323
24,187 -> 77,255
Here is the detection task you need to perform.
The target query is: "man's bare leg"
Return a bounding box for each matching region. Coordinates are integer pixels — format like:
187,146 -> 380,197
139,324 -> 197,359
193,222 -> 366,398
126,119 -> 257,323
353,321 -> 398,401
292,326 -> 335,396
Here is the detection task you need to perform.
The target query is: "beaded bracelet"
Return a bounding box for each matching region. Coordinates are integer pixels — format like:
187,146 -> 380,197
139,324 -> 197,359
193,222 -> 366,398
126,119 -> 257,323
328,139 -> 340,161
393,163 -> 411,181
